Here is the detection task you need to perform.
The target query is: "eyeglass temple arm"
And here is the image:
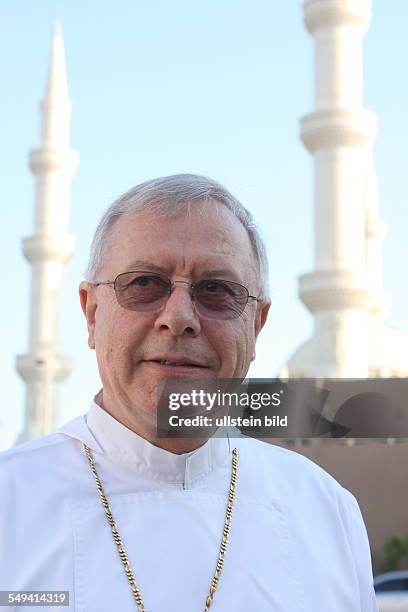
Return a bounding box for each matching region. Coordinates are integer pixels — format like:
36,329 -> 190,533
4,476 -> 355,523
90,280 -> 115,287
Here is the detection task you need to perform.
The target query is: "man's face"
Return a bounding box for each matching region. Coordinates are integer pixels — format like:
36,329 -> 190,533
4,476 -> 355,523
80,203 -> 270,435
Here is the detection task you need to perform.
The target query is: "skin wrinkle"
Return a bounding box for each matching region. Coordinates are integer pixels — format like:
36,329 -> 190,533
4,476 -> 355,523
80,203 -> 270,454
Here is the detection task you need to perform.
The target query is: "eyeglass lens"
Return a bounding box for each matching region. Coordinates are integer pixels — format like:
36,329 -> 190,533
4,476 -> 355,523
114,272 -> 249,320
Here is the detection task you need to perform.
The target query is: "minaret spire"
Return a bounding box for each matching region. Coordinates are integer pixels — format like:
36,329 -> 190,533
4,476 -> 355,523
287,0 -> 379,377
45,22 -> 69,99
16,26 -> 79,442
42,22 -> 70,147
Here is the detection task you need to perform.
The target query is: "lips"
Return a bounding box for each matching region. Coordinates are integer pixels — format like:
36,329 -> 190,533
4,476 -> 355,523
161,360 -> 187,365
145,356 -> 208,368
141,356 -> 212,376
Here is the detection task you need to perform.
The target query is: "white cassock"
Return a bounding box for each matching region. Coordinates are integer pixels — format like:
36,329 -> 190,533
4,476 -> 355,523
0,396 -> 378,612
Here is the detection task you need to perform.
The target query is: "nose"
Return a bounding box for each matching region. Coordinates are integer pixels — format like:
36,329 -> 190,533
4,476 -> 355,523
154,283 -> 201,337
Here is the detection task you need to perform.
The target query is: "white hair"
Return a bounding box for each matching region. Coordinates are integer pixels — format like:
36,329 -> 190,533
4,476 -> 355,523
85,173 -> 270,299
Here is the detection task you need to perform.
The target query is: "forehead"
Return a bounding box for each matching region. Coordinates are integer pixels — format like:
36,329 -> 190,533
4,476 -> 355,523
103,202 -> 257,281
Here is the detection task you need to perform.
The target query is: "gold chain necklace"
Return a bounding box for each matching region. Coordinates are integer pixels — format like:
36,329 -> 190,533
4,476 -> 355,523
83,443 -> 238,611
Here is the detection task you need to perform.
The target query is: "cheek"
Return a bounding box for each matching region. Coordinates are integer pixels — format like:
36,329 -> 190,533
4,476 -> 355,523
234,323 -> 256,366
94,309 -> 142,374
206,316 -> 255,372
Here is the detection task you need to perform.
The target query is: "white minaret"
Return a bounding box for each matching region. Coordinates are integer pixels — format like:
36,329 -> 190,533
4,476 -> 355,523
290,0 -> 378,377
284,0 -> 408,379
16,25 -> 79,442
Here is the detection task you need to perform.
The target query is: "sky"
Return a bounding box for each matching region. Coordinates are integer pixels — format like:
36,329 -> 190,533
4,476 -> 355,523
1,1 -> 407,449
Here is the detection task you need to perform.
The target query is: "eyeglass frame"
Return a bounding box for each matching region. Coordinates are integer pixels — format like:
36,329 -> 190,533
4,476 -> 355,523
89,270 -> 263,319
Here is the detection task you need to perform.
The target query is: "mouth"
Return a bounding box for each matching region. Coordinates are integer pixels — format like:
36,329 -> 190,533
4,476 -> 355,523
141,357 -> 212,376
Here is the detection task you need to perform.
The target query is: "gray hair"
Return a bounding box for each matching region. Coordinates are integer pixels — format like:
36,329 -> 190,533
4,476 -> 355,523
85,174 -> 270,299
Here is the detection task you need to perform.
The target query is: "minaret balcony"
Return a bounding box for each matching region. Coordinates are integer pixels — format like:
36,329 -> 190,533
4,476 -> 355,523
303,0 -> 371,34
298,269 -> 376,313
300,108 -> 377,151
29,147 -> 79,174
22,233 -> 75,263
16,353 -> 72,384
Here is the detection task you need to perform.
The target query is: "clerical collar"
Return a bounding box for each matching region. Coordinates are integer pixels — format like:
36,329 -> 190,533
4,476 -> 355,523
82,395 -> 231,489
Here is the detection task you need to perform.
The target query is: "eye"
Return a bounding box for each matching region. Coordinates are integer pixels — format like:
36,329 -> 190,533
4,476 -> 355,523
115,272 -> 169,298
197,280 -> 239,298
201,280 -> 232,294
132,275 -> 159,287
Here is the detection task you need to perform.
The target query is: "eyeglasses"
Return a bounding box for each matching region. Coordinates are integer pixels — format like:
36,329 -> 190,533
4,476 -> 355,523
91,271 -> 262,320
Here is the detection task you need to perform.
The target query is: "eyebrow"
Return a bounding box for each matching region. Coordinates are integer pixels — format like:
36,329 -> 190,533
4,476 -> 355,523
124,261 -> 169,275
123,260 -> 242,282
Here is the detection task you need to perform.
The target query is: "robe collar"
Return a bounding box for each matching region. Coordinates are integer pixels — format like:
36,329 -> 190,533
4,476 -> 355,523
59,392 -> 231,489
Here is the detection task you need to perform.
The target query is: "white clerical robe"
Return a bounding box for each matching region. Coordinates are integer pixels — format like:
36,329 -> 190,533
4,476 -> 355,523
0,397 -> 378,611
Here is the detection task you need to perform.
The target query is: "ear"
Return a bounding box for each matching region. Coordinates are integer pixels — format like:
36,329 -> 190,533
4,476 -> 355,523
79,282 -> 97,350
254,300 -> 271,340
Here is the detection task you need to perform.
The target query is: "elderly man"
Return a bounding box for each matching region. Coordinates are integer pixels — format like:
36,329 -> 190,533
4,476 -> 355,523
1,174 -> 377,611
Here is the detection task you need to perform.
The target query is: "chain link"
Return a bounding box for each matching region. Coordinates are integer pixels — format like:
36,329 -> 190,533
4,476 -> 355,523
83,444 -> 238,611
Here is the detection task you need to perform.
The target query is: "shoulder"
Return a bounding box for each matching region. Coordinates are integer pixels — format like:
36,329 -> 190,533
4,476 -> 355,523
0,416 -> 103,518
0,431 -> 71,466
236,438 -> 372,554
239,437 -> 342,488
236,436 -> 358,513
0,414 -> 97,484
0,433 -> 72,492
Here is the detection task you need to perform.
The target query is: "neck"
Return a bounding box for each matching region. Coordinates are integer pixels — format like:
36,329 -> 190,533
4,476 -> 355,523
96,389 -> 210,455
